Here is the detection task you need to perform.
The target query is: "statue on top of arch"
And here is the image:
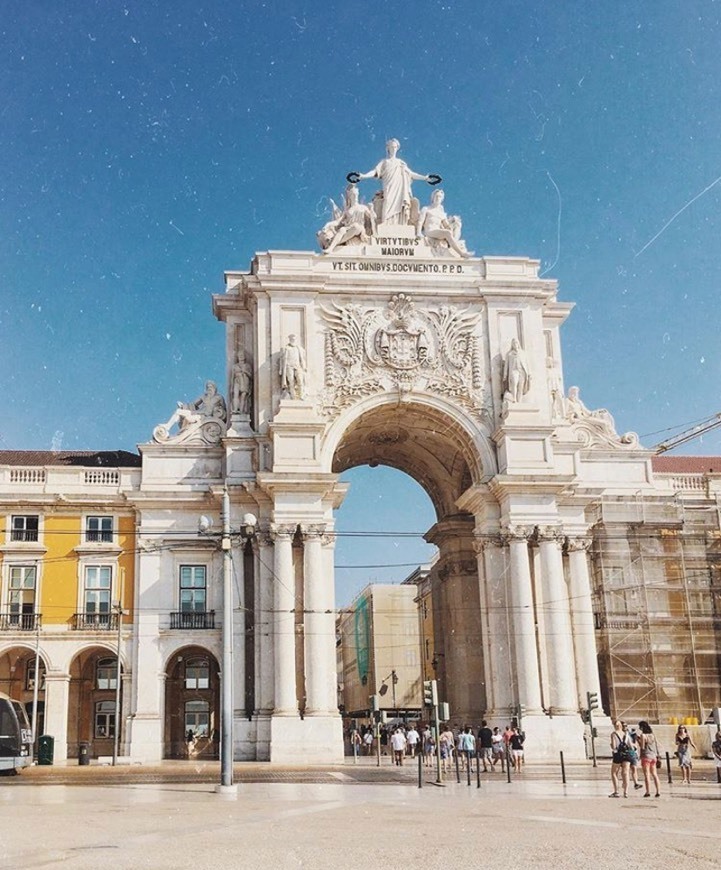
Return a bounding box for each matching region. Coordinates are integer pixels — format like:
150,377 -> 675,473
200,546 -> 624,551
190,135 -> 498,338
317,138 -> 471,258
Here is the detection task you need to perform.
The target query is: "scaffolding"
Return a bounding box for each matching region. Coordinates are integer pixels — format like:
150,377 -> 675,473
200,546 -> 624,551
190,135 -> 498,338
591,493 -> 721,724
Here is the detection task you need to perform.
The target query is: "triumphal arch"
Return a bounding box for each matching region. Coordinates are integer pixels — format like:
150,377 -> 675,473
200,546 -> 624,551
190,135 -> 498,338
141,140 -> 649,762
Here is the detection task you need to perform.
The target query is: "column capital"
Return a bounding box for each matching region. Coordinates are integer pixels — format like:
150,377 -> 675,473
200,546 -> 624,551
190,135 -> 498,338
565,536 -> 592,553
268,523 -> 296,542
300,524 -> 327,541
498,525 -> 535,546
534,525 -> 564,544
472,534 -> 502,555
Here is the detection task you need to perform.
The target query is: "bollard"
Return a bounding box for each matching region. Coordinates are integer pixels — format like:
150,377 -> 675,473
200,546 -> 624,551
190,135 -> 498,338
506,747 -> 512,783
477,753 -> 481,789
560,750 -> 566,784
455,747 -> 461,783
467,752 -> 472,786
665,751 -> 672,784
418,751 -> 423,788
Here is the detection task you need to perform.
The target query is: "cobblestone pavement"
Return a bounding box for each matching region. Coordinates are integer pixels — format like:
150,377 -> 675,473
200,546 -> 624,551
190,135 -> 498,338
2,759 -> 720,870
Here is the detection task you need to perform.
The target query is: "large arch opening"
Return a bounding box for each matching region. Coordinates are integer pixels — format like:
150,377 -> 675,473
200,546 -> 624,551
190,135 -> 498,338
331,400 -> 487,727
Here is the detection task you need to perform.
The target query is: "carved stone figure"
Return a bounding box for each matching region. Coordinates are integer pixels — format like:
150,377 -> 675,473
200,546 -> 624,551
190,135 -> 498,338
356,138 -> 434,226
503,339 -> 531,403
320,185 -> 377,253
153,380 -> 227,445
231,350 -> 252,415
564,385 -> 640,448
416,189 -> 472,258
280,334 -> 306,399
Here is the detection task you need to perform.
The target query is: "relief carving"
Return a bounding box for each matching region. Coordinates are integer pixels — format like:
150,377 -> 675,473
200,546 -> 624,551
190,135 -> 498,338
319,295 -> 487,420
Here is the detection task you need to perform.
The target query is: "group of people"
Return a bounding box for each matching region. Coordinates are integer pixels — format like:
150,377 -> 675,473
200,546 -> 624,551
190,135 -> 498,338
609,720 -> 712,798
349,720 -> 526,773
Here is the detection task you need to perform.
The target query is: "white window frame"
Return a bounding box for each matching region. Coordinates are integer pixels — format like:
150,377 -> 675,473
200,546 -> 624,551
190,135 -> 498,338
94,700 -> 116,738
84,515 -> 114,545
7,514 -> 41,544
3,561 -> 41,624
81,564 -> 114,620
179,565 -> 208,613
185,657 -> 210,690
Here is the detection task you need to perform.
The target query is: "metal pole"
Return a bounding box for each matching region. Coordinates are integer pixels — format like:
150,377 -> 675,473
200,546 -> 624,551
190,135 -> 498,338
418,751 -> 423,788
506,745 -> 512,783
560,750 -> 566,784
455,740 -> 461,783
665,751 -> 672,784
589,709 -> 597,768
435,717 -> 443,784
220,487 -> 235,791
476,750 -> 481,788
376,720 -> 381,767
112,604 -> 123,766
31,618 -> 40,756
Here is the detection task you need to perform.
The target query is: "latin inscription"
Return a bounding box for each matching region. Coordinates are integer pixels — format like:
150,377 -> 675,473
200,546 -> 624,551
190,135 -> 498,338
331,260 -> 465,274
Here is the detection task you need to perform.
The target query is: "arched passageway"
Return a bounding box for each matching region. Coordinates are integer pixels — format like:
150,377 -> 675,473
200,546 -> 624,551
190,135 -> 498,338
164,646 -> 220,759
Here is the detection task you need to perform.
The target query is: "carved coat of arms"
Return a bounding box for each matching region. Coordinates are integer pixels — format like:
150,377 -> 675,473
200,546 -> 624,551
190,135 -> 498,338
319,294 -> 488,420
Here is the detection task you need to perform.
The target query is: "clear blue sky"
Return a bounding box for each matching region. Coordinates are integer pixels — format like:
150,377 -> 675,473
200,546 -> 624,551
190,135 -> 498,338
2,2 -> 720,604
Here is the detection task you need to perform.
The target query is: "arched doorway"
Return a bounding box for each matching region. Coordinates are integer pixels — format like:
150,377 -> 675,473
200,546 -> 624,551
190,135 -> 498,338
0,646 -> 47,742
164,647 -> 220,759
67,647 -> 122,759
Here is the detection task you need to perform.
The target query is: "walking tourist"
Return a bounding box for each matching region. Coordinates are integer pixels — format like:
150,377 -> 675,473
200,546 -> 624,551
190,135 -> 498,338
390,727 -> 407,766
509,726 -> 525,773
637,720 -> 661,798
406,723 -> 420,758
712,730 -> 721,783
477,720 -> 493,772
362,727 -> 374,756
439,726 -> 454,773
491,727 -> 505,772
675,725 -> 697,784
609,720 -> 633,798
622,722 -> 643,790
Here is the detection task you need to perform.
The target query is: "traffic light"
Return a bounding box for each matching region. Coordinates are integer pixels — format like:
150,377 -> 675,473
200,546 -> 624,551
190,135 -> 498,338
423,679 -> 438,707
587,692 -> 599,711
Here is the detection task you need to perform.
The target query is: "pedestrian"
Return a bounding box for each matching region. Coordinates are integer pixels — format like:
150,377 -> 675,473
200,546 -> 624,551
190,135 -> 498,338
675,725 -> 696,784
491,727 -> 505,772
711,730 -> 721,784
477,720 -> 493,772
622,722 -> 643,790
637,720 -> 661,798
406,723 -> 420,758
462,726 -> 476,771
422,725 -> 434,766
509,726 -> 525,773
609,719 -> 632,798
439,725 -> 454,773
349,727 -> 362,759
362,727 -> 374,756
390,727 -> 407,766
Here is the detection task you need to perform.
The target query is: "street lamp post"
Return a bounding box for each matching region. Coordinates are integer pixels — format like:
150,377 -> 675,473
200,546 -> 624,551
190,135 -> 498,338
214,489 -> 257,796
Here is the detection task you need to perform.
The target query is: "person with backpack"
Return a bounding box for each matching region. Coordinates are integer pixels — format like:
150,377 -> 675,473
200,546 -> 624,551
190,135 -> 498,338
609,719 -> 633,798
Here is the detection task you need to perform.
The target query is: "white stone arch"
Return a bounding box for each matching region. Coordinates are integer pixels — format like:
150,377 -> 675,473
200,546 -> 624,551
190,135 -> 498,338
161,641 -> 221,677
321,390 -> 497,502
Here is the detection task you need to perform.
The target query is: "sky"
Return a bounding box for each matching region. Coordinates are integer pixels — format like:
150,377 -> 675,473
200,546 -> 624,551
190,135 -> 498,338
2,2 -> 721,605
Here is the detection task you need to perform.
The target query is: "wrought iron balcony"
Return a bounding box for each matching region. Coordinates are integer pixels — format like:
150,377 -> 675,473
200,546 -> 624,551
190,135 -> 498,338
0,612 -> 41,631
170,610 -> 216,630
73,611 -> 119,630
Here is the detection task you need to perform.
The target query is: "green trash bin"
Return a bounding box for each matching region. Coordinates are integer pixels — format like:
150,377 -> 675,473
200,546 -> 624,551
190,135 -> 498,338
38,734 -> 54,766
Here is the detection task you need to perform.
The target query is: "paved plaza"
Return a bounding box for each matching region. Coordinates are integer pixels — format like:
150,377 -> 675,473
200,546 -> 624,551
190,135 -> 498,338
2,760 -> 720,869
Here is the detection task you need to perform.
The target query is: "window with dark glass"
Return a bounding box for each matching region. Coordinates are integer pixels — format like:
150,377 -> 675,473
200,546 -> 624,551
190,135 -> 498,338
184,700 -> 210,737
10,515 -> 39,542
84,565 -> 112,619
8,565 -> 36,626
179,566 -> 207,613
185,657 -> 210,689
94,700 -> 115,738
96,657 -> 118,690
86,516 -> 113,543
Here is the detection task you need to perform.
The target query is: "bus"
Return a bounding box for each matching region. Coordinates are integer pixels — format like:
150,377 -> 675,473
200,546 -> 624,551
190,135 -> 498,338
0,692 -> 33,774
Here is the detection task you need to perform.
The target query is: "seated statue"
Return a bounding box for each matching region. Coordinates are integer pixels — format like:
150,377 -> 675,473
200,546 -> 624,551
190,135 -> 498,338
153,381 -> 227,445
564,385 -> 639,448
318,185 -> 377,252
416,189 -> 472,258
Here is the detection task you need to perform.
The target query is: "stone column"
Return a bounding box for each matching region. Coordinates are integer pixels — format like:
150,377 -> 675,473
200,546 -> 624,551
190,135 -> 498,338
303,526 -> 335,714
537,529 -> 578,713
475,535 -> 513,717
505,528 -> 543,714
566,537 -> 603,709
272,525 -> 297,714
256,533 -> 275,715
43,673 -> 70,762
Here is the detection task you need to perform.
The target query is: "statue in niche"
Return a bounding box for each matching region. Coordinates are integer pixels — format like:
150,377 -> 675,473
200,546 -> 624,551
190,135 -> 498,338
231,349 -> 253,416
279,334 -> 306,399
353,138 -> 438,226
416,189 -> 472,258
318,184 -> 377,253
503,338 -> 531,403
152,380 -> 227,445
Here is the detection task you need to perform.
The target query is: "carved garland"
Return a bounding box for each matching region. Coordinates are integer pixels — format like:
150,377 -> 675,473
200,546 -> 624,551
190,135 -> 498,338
318,295 -> 489,422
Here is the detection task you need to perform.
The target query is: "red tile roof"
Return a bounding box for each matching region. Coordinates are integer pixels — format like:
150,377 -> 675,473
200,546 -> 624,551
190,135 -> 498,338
0,450 -> 141,468
652,455 -> 721,474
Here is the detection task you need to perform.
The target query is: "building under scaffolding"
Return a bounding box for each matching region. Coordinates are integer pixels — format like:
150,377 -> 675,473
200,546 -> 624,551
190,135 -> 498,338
591,455 -> 721,724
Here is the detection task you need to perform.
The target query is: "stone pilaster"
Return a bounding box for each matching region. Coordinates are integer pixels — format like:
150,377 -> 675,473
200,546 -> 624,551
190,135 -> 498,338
302,525 -> 335,714
271,525 -> 297,714
566,537 -> 604,711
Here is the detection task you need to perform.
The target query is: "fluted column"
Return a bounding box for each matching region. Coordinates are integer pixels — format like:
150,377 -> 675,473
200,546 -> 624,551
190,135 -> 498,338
475,535 -> 513,716
567,537 -> 603,708
303,526 -> 336,714
538,529 -> 578,713
505,528 -> 543,714
272,525 -> 297,714
256,532 -> 275,715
